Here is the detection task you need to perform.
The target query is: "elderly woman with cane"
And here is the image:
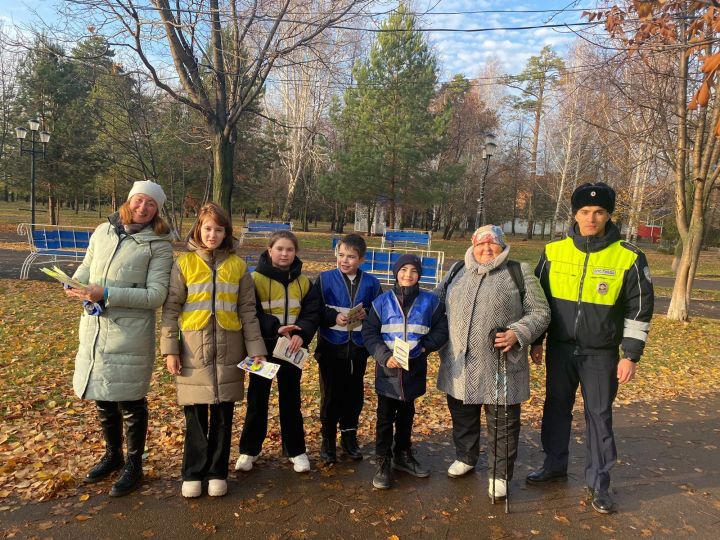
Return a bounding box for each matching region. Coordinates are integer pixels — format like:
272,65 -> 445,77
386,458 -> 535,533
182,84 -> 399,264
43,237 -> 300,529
435,225 -> 550,506
66,181 -> 173,497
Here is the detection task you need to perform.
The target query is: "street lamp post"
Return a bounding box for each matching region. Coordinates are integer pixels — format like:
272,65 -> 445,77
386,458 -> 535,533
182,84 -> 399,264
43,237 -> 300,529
16,119 -> 51,228
474,133 -> 497,229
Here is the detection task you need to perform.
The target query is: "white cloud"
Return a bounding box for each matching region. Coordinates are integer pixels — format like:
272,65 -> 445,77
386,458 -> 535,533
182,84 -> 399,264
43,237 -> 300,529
420,0 -> 580,79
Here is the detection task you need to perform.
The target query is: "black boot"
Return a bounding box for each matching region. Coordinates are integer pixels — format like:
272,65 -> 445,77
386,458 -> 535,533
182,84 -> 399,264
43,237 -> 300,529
392,449 -> 430,478
372,455 -> 393,489
109,399 -> 147,497
340,430 -> 363,461
85,401 -> 124,483
320,436 -> 337,464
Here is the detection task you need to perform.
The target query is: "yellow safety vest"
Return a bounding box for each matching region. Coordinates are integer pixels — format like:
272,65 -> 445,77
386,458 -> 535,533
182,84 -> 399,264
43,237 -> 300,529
177,252 -> 247,331
545,237 -> 638,306
252,272 -> 310,325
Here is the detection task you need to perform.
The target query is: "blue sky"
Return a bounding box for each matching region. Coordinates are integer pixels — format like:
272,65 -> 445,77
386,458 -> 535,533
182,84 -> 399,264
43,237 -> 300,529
0,0 -> 590,79
416,0 -> 589,79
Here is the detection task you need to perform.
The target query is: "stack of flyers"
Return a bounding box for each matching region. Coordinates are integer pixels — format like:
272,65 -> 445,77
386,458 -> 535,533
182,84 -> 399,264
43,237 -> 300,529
40,266 -> 87,290
345,303 -> 364,331
273,336 -> 309,370
392,338 -> 410,370
237,357 -> 280,379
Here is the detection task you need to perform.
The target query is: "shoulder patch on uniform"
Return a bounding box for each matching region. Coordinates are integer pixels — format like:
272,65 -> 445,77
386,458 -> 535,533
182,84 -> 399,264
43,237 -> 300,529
619,241 -> 641,254
643,265 -> 652,283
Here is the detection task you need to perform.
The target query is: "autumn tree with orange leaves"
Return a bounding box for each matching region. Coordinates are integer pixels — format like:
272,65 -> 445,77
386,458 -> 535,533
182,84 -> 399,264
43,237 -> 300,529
591,0 -> 720,321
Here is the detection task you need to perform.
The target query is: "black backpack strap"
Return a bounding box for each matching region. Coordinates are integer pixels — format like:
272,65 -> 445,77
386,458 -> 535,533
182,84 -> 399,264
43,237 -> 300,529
442,260 -> 465,299
506,260 -> 525,305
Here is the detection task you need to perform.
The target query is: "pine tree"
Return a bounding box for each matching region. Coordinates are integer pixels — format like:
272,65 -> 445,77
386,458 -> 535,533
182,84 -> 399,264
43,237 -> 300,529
333,4 -> 444,227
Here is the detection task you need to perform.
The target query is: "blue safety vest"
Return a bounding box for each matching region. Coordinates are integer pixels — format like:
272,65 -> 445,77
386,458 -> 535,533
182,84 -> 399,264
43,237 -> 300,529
318,269 -> 381,346
373,290 -> 439,359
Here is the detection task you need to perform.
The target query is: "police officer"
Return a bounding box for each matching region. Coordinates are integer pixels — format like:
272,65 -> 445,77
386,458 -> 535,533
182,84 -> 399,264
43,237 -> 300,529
526,182 -> 654,514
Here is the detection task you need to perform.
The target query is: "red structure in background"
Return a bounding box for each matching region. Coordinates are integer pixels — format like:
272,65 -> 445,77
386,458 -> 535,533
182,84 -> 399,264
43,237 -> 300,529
637,224 -> 662,243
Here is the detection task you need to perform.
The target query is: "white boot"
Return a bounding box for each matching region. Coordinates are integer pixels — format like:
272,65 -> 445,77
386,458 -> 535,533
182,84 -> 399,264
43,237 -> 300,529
488,477 -> 507,500
447,460 -> 474,478
181,480 -> 202,498
234,454 -> 259,472
289,453 -> 310,473
207,479 -> 227,497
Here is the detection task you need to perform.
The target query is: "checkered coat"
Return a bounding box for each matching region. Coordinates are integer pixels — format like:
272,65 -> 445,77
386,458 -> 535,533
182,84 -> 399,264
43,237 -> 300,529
435,247 -> 550,405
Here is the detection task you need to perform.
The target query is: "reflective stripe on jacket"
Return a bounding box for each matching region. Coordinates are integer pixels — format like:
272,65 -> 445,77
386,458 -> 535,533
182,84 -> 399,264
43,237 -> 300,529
318,269 -> 381,346
177,252 -> 246,331
373,289 -> 439,359
537,228 -> 653,358
253,271 -> 311,325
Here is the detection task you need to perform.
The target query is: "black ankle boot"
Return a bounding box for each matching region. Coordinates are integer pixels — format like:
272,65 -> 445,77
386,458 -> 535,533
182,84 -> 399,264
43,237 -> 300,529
392,449 -> 430,478
85,450 -> 124,484
340,430 -> 363,461
86,401 -> 124,483
372,456 -> 393,489
320,436 -> 337,464
109,399 -> 147,497
109,457 -> 143,497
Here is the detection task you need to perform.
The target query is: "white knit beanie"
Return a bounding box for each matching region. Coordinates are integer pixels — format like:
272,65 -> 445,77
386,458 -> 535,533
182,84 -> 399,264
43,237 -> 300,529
127,180 -> 166,211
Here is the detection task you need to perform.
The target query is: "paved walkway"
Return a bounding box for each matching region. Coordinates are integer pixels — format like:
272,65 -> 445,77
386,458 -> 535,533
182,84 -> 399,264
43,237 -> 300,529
2,393 -> 719,539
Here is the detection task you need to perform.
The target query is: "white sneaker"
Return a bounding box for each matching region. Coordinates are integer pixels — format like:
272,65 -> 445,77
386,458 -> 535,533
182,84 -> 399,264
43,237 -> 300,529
181,480 -> 202,498
235,454 -> 259,472
207,479 -> 227,497
289,453 -> 310,473
447,460 -> 474,478
488,477 -> 507,500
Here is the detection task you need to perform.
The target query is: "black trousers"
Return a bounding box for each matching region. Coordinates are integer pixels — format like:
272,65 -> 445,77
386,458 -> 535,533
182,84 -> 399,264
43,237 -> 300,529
182,402 -> 234,481
318,353 -> 368,438
446,394 -> 521,481
541,341 -> 619,492
375,394 -> 415,457
239,358 -> 306,458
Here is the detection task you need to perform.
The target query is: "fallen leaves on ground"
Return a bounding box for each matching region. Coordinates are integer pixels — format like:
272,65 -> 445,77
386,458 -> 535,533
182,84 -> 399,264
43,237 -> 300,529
1,278 -> 719,505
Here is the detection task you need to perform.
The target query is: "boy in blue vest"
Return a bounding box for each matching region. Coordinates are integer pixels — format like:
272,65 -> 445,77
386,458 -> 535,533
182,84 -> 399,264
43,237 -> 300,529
362,254 -> 448,489
312,234 -> 382,464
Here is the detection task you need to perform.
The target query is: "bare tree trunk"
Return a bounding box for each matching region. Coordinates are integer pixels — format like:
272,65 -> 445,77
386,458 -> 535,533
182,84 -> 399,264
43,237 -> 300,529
526,82 -> 544,240
626,143 -> 649,243
551,117 -> 575,240
211,129 -> 234,212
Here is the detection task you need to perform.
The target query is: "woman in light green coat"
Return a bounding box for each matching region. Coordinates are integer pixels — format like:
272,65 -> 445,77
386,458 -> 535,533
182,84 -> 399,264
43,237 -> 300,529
66,181 -> 173,497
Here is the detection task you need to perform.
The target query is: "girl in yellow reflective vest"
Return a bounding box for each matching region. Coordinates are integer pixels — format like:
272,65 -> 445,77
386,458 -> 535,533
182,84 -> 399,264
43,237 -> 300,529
161,203 -> 267,498
235,230 -> 321,474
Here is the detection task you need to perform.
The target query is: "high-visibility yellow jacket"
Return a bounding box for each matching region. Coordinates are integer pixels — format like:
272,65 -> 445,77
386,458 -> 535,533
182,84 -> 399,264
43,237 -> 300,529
535,221 -> 654,360
160,241 -> 267,405
177,251 -> 245,331
253,270 -> 311,327
251,250 -> 320,356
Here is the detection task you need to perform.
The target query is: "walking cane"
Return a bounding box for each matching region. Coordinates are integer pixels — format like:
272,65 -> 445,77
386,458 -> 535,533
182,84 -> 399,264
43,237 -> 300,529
491,327 -> 511,513
501,345 -> 510,514
492,336 -> 500,506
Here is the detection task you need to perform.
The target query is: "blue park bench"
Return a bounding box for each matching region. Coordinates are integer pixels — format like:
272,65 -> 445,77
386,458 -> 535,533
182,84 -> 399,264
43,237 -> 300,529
331,234 -> 342,251
380,229 -> 432,250
356,247 -> 445,289
17,223 -> 94,280
241,220 -> 292,243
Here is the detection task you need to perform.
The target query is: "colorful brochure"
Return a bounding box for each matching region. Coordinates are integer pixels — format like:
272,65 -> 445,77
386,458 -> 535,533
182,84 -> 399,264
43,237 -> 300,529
237,357 -> 280,379
346,303 -> 365,331
40,266 -> 87,290
393,337 -> 410,370
272,336 -> 309,370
